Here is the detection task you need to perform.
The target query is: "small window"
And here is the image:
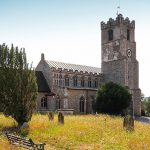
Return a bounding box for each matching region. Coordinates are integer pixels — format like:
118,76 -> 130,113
41,97 -> 47,108
108,29 -> 113,41
127,29 -> 130,40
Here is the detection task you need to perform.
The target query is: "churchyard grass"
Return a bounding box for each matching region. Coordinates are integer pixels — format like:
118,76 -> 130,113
0,113 -> 150,150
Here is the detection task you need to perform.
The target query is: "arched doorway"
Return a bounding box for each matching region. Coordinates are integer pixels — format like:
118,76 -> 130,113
80,96 -> 85,113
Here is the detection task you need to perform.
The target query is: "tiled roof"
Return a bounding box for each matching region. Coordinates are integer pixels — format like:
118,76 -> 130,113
45,60 -> 101,74
35,71 -> 51,92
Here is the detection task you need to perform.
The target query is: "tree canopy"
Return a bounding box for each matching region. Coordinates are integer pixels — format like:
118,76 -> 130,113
96,82 -> 132,115
141,97 -> 150,116
0,43 -> 38,126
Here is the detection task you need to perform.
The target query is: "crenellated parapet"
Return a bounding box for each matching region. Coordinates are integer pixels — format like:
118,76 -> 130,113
101,14 -> 135,30
51,67 -> 102,76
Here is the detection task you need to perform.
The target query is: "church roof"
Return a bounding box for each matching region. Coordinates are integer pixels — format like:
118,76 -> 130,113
45,60 -> 101,74
35,71 -> 51,92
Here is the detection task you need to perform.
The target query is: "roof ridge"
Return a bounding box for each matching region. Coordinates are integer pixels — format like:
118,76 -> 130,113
45,60 -> 101,69
45,60 -> 101,74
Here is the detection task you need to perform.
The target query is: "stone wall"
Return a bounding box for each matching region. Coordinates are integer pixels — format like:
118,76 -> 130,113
66,88 -> 96,114
36,54 -> 103,114
102,59 -> 126,86
37,92 -> 56,111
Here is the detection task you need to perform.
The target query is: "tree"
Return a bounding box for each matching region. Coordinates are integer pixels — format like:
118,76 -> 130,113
145,99 -> 150,116
96,82 -> 132,115
141,93 -> 146,116
141,97 -> 150,116
0,43 -> 38,126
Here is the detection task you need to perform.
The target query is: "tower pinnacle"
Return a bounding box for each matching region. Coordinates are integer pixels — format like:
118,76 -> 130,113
116,0 -> 121,15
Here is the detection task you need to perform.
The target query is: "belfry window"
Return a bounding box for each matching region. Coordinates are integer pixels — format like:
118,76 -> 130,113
108,29 -> 113,41
127,29 -> 130,40
41,97 -> 47,108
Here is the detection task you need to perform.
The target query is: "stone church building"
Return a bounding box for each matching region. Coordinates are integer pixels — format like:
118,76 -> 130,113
36,14 -> 141,116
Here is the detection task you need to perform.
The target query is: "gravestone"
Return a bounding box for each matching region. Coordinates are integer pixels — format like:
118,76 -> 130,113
58,112 -> 64,124
20,122 -> 29,136
123,115 -> 134,131
48,112 -> 54,121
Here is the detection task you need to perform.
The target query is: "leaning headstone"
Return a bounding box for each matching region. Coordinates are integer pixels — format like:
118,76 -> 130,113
123,115 -> 134,131
21,122 -> 29,129
58,112 -> 64,124
20,122 -> 29,136
48,112 -> 54,121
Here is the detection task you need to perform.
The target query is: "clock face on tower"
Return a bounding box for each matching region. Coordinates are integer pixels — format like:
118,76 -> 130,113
127,49 -> 132,57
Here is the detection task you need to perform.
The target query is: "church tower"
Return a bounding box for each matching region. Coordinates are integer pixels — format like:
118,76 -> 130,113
101,14 -> 141,116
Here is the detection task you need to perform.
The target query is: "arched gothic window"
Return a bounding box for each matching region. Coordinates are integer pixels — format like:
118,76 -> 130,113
65,75 -> 69,86
73,76 -> 78,87
108,29 -> 113,41
59,74 -> 62,86
88,77 -> 92,87
81,76 -> 85,87
58,99 -> 61,109
41,97 -> 47,108
94,78 -> 98,88
59,74 -> 62,79
80,96 -> 85,113
56,95 -> 61,109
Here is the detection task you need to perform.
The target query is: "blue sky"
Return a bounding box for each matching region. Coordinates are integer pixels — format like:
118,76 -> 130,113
0,0 -> 150,96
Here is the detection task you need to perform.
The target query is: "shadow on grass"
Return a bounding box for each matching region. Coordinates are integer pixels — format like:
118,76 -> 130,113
2,126 -> 20,134
2,125 -> 29,137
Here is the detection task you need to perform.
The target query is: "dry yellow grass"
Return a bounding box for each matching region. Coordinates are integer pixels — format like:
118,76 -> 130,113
0,113 -> 150,150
